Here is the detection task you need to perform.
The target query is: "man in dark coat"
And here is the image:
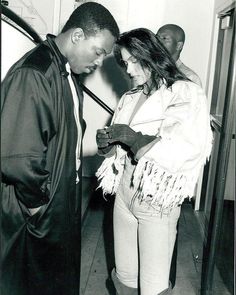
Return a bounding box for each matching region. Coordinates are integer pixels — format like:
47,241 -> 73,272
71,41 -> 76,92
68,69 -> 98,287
1,3 -> 119,295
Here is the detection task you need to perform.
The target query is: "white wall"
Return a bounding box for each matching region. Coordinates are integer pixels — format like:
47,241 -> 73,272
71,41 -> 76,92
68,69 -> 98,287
93,0 -> 215,86
7,0 -> 57,39
1,21 -> 36,80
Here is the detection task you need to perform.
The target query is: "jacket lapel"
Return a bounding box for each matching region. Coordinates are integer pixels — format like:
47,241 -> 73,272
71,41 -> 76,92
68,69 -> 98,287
130,88 -> 165,127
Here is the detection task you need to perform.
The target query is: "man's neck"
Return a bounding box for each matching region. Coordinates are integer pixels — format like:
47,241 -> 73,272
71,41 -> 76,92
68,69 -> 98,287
54,33 -> 68,59
171,52 -> 180,62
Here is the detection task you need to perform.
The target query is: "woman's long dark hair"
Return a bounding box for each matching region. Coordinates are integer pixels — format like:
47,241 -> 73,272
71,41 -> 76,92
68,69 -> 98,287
114,28 -> 189,92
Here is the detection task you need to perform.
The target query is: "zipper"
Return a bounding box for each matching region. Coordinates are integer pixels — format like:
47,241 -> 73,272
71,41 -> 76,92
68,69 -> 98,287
129,190 -> 138,211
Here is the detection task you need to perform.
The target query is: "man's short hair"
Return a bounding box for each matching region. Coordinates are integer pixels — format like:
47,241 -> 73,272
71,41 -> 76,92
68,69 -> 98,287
157,24 -> 185,43
61,2 -> 119,38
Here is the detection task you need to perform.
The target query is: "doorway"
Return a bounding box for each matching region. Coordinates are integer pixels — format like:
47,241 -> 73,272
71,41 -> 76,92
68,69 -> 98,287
199,6 -> 235,295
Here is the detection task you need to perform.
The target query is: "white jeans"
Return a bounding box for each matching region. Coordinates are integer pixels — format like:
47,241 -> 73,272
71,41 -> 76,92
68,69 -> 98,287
113,157 -> 181,295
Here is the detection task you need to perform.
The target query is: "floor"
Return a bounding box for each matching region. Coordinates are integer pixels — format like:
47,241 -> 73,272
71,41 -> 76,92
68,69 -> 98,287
80,178 -> 232,295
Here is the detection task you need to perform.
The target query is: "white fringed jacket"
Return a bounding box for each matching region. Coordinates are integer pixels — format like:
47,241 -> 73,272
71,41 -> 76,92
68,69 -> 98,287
96,81 -> 213,212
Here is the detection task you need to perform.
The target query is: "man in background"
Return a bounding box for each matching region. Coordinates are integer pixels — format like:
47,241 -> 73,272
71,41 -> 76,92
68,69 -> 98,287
1,2 -> 119,295
157,24 -> 202,86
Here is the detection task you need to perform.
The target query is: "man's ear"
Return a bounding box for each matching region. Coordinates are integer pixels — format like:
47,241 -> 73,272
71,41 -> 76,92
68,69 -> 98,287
176,41 -> 184,52
71,28 -> 85,44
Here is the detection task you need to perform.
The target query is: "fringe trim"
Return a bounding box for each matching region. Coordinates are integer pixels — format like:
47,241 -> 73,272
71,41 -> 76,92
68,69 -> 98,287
96,123 -> 213,212
132,159 -> 201,212
96,149 -> 125,196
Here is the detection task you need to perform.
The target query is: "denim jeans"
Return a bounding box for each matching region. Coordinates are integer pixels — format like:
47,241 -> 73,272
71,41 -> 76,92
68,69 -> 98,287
113,157 -> 181,295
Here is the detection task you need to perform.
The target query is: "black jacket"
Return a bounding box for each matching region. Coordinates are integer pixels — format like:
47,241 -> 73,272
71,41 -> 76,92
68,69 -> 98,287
1,34 -> 85,295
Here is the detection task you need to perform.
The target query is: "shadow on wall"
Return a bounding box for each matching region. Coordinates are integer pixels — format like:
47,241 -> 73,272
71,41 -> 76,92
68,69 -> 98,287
101,55 -> 131,99
79,55 -> 130,101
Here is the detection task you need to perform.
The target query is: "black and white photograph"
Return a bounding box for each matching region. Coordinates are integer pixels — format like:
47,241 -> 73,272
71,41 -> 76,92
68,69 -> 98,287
1,0 -> 235,294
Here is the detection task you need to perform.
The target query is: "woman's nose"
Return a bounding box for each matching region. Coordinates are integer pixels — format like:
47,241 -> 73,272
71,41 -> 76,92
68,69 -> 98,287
126,63 -> 132,74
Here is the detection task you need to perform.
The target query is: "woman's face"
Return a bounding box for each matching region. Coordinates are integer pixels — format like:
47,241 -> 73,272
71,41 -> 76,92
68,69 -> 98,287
120,47 -> 151,87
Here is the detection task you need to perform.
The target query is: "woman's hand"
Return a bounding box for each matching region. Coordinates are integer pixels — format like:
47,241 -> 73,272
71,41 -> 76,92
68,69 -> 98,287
105,124 -> 138,147
96,128 -> 111,148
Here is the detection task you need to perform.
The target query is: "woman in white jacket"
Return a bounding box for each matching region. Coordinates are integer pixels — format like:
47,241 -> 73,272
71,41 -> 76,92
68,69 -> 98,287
96,28 -> 212,295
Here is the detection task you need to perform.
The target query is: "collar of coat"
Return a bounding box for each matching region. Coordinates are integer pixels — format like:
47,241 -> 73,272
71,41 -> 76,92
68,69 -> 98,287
46,34 -> 69,78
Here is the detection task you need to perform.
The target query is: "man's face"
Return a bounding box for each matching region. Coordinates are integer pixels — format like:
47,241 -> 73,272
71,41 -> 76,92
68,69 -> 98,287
68,29 -> 116,74
157,28 -> 179,57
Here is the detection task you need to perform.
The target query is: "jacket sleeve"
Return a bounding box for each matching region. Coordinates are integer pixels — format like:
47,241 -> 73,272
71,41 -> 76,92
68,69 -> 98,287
1,68 -> 57,208
136,82 -> 212,173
